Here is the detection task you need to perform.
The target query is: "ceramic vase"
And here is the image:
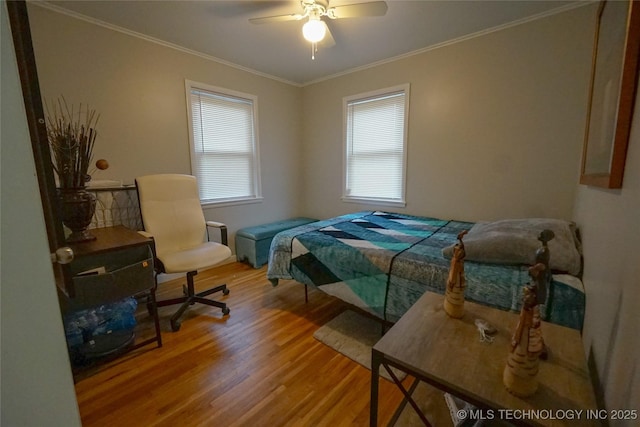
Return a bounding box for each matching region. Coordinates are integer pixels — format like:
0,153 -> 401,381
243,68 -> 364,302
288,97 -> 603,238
58,188 -> 96,242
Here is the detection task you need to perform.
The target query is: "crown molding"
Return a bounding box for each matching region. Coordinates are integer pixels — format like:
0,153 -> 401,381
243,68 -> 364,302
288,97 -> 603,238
30,1 -> 303,87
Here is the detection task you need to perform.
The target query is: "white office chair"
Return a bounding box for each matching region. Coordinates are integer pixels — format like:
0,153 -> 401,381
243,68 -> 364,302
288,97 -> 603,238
135,174 -> 231,331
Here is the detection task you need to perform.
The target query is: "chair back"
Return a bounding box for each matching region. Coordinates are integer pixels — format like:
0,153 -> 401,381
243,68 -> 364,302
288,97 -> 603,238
136,174 -> 206,258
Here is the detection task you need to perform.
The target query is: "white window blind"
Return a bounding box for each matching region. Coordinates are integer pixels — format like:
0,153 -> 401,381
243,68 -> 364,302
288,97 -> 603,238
343,85 -> 409,205
187,81 -> 261,205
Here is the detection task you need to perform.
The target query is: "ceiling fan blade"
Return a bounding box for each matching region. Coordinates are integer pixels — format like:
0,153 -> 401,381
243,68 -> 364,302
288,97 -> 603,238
249,13 -> 304,24
319,21 -> 335,48
330,1 -> 387,19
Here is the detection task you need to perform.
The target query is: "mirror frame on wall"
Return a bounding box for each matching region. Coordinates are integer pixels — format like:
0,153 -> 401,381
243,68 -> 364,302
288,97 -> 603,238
580,0 -> 640,189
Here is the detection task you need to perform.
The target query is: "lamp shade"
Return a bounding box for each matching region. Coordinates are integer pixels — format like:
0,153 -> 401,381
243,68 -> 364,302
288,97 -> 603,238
302,18 -> 326,43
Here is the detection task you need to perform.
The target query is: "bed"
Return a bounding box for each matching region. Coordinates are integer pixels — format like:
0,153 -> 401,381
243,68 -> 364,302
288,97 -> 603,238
267,211 -> 585,330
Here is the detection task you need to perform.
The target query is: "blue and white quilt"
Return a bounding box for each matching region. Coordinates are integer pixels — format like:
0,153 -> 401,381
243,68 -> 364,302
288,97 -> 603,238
267,211 -> 585,329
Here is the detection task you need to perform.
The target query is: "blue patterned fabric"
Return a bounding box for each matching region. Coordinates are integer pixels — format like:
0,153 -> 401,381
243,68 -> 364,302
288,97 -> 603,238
267,211 -> 585,330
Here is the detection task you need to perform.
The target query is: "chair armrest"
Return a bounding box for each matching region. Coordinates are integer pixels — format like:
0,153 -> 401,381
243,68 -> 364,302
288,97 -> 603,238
138,230 -> 154,239
206,221 -> 228,246
206,221 -> 226,228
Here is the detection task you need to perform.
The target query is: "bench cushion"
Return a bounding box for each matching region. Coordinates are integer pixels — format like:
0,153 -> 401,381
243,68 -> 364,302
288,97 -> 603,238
236,217 -> 318,240
236,217 -> 317,268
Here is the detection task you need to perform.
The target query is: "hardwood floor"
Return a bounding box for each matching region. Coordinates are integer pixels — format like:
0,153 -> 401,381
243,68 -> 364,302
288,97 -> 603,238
73,262 -> 413,426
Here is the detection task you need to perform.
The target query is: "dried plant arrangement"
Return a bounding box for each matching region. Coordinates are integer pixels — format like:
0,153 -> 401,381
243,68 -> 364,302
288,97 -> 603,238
45,97 -> 100,189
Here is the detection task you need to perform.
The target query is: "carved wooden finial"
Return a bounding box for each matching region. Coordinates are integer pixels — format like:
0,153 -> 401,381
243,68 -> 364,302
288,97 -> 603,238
538,229 -> 555,246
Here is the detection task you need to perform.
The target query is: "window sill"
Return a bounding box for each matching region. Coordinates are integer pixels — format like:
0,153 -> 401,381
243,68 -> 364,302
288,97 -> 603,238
201,197 -> 264,209
341,196 -> 406,208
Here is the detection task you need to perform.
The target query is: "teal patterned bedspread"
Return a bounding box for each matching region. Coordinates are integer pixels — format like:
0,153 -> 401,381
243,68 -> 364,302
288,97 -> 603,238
267,211 -> 585,330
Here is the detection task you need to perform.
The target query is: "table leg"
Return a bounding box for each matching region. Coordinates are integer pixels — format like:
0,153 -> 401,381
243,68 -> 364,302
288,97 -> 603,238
149,287 -> 162,347
371,348 -> 382,426
382,364 -> 431,426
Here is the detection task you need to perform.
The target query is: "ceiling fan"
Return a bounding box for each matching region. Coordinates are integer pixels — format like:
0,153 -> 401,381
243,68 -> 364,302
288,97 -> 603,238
249,0 -> 388,59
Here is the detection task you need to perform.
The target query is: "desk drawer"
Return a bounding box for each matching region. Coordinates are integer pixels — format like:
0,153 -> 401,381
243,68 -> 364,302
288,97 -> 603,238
65,246 -> 154,311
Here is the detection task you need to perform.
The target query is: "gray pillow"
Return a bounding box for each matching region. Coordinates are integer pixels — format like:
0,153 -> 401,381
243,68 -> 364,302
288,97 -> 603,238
442,218 -> 582,276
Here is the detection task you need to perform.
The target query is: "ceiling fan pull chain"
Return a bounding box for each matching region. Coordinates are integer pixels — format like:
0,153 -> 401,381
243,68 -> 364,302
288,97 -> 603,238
311,42 -> 317,60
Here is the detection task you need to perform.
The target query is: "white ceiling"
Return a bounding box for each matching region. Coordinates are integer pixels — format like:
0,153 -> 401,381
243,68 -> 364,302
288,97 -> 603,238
41,0 -> 583,85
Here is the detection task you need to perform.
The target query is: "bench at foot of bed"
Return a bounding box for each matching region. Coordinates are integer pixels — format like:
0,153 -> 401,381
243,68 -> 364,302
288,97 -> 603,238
236,217 -> 317,268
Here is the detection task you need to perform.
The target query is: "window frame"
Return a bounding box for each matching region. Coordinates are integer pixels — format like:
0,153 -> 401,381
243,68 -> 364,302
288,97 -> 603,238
185,80 -> 262,207
342,84 -> 410,207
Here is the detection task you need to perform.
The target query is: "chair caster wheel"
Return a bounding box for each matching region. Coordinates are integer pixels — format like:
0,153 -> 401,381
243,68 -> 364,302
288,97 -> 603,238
223,288 -> 230,296
171,320 -> 181,332
222,307 -> 230,316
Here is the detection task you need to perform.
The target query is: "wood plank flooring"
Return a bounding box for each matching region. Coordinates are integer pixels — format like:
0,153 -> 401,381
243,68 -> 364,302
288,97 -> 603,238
73,262 -> 414,426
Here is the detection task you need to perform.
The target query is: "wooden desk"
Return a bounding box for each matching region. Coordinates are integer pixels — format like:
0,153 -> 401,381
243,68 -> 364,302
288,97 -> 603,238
68,225 -> 151,258
371,292 -> 599,427
62,226 -> 162,355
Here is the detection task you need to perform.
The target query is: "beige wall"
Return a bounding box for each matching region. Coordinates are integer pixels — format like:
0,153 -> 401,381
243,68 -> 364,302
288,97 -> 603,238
573,96 -> 640,423
27,4 -> 304,252
302,5 -> 595,222
29,3 -> 595,227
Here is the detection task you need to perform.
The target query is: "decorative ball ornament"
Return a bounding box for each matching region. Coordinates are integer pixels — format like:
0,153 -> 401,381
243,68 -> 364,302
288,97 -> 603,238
95,159 -> 109,170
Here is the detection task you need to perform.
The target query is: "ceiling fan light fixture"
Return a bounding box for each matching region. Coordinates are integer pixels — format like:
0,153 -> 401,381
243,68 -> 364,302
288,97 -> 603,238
302,18 -> 326,43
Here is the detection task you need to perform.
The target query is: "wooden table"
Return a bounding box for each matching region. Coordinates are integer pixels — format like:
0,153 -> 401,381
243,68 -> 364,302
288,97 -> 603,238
68,225 -> 152,259
370,292 -> 599,426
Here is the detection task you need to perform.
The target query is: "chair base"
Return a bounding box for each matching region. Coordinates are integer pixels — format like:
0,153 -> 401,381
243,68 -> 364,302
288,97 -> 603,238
157,270 -> 230,331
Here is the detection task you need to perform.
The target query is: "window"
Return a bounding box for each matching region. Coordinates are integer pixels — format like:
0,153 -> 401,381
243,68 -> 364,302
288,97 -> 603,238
186,80 -> 261,205
343,84 -> 409,206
